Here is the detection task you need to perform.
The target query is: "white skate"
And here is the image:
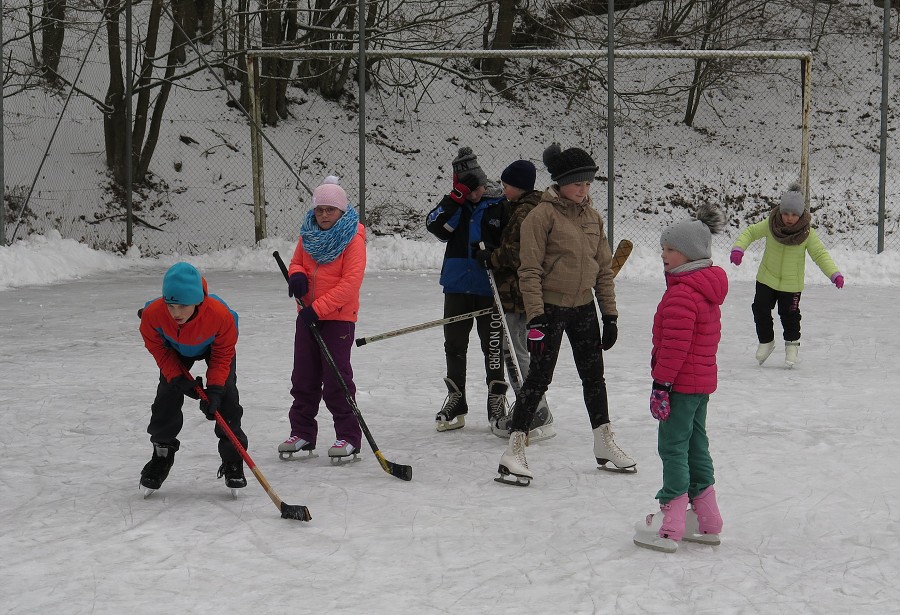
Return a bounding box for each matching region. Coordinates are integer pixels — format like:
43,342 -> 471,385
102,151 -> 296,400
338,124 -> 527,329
278,435 -> 317,461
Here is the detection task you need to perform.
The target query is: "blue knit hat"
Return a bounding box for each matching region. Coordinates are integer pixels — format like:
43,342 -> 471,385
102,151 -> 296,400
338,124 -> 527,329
500,160 -> 537,191
162,262 -> 204,305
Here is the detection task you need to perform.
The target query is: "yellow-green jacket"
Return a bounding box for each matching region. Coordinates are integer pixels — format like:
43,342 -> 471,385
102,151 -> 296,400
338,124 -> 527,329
733,219 -> 838,292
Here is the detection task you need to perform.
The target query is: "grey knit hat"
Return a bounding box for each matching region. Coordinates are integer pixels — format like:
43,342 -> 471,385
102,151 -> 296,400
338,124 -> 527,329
451,147 -> 488,187
780,182 -> 805,216
660,204 -> 726,261
542,143 -> 599,186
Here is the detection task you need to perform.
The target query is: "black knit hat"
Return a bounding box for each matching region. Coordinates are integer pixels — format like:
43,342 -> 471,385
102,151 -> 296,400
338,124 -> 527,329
451,147 -> 488,187
500,160 -> 537,191
542,143 -> 599,186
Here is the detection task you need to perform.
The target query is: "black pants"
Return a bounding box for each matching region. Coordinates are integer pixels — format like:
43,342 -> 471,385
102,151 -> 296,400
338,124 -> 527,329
509,302 -> 610,432
751,281 -> 802,343
442,292 -> 504,391
147,355 -> 248,464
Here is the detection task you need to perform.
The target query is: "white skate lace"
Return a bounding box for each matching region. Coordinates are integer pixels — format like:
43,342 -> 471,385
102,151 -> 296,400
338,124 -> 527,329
603,428 -> 630,461
513,433 -> 529,468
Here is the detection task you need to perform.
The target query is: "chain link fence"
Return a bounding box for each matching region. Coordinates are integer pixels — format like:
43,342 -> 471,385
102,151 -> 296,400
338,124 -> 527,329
1,4 -> 897,255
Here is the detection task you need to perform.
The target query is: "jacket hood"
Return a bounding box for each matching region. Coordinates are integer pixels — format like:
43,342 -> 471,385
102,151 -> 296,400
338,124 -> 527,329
667,265 -> 728,306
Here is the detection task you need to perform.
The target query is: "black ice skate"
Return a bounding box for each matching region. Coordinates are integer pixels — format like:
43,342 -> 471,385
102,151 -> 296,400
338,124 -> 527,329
435,377 -> 468,432
139,442 -> 178,498
217,461 -> 247,498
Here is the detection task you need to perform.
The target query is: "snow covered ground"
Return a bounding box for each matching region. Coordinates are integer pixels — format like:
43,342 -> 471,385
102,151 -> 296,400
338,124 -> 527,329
3,233 -> 900,614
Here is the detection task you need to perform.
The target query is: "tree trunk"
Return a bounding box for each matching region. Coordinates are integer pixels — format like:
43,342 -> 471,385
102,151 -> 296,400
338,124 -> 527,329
484,0 -> 517,89
40,0 -> 67,83
135,0 -> 190,179
102,0 -> 128,185
198,0 -> 215,43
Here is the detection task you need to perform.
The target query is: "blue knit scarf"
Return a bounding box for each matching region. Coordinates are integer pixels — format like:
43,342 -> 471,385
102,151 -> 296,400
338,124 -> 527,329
300,205 -> 359,264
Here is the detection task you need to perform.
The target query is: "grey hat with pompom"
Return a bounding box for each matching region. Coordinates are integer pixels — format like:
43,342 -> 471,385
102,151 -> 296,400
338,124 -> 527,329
660,204 -> 726,261
452,146 -> 488,187
780,182 -> 805,216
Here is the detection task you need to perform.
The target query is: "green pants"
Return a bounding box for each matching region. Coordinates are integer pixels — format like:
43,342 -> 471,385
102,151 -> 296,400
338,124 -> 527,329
655,392 -> 715,503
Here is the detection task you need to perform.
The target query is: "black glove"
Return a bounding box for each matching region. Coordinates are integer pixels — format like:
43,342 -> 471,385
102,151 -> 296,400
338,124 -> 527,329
449,173 -> 482,204
299,305 -> 319,327
471,242 -> 495,270
601,315 -> 618,351
172,375 -> 202,400
527,314 -> 550,356
288,272 -> 309,298
199,385 -> 224,420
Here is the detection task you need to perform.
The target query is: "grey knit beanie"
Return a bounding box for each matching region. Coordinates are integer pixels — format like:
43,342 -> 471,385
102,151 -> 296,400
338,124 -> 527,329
451,147 -> 488,187
780,182 -> 805,216
660,204 -> 726,261
542,143 -> 599,186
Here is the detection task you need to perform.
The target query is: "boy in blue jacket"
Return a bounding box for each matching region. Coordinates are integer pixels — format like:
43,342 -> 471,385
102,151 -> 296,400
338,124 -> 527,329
426,147 -> 507,432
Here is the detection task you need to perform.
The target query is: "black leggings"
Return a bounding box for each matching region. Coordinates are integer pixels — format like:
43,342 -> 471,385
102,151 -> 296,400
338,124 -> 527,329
509,302 -> 610,432
751,281 -> 802,343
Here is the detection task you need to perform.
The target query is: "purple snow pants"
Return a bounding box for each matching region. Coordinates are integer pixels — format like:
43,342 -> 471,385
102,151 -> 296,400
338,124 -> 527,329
288,316 -> 362,450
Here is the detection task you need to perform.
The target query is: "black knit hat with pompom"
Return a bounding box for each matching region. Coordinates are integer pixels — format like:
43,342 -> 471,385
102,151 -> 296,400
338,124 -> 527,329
542,143 -> 599,186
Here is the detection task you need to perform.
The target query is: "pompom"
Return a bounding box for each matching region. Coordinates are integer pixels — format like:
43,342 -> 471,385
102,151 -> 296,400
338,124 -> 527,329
695,203 -> 726,235
542,142 -> 562,169
323,175 -> 341,185
457,146 -> 473,158
786,181 -> 802,193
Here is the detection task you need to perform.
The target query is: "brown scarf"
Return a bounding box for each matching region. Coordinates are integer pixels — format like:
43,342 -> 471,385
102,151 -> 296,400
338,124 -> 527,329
768,206 -> 810,246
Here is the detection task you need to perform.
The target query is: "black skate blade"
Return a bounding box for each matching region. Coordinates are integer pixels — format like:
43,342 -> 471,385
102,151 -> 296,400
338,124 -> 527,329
495,465 -> 531,486
494,475 -> 531,487
597,462 -> 637,474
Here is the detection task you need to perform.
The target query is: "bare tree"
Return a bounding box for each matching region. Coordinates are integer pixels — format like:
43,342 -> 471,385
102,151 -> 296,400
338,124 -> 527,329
40,0 -> 67,82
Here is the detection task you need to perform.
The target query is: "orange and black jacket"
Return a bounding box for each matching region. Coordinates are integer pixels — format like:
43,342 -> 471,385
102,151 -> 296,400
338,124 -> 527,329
139,280 -> 239,388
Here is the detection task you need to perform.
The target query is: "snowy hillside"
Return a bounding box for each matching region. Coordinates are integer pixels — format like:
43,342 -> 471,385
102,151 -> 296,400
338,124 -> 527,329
1,1 -> 897,256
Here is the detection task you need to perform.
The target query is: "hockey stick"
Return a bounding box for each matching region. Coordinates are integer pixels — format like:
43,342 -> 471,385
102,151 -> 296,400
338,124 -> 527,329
274,251 -> 413,482
355,307 -> 494,347
179,365 -> 312,522
610,239 -> 633,277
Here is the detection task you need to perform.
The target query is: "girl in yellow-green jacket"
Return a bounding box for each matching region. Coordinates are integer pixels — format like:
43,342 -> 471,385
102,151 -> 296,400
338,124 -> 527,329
729,183 -> 844,368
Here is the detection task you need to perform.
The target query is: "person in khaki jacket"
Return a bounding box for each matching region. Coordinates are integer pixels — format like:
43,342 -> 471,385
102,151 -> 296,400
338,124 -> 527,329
496,143 -> 635,486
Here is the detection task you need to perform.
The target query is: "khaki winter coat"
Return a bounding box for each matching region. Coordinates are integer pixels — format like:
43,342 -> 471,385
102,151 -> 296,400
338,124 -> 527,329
518,187 -> 618,323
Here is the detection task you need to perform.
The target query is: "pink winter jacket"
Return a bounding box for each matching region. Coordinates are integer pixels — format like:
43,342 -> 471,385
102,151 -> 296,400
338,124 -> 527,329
651,265 -> 728,394
287,223 -> 366,322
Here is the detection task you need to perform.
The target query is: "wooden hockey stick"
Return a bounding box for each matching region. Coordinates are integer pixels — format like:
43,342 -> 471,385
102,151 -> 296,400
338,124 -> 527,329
180,365 -> 312,522
355,307 -> 494,347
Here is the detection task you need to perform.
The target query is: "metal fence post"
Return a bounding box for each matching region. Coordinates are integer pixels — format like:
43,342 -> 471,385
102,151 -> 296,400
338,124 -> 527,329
247,54 -> 267,243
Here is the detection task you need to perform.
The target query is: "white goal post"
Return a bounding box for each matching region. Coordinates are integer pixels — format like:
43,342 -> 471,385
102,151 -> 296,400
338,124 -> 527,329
244,48 -> 812,242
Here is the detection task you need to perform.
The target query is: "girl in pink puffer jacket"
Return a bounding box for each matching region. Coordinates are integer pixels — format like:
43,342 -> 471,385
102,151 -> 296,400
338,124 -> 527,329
634,204 -> 729,554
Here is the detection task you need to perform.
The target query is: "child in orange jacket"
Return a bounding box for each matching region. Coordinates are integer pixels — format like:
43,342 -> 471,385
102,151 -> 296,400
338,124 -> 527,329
138,262 -> 247,496
278,176 -> 366,463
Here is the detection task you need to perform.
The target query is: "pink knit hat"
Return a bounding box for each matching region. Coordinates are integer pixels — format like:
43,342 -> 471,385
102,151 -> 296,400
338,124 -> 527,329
312,175 -> 349,212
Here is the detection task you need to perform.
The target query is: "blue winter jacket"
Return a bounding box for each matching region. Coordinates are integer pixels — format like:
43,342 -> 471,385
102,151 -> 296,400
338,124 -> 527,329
426,189 -> 506,296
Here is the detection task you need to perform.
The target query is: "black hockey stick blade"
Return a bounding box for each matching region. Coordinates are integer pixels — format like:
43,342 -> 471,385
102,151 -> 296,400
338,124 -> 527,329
376,450 -> 413,481
281,502 -> 313,521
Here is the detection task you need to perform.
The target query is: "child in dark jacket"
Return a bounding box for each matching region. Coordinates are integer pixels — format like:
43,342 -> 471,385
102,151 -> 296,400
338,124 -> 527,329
633,205 -> 728,553
473,159 -> 555,442
138,262 -> 247,495
426,147 -> 507,432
